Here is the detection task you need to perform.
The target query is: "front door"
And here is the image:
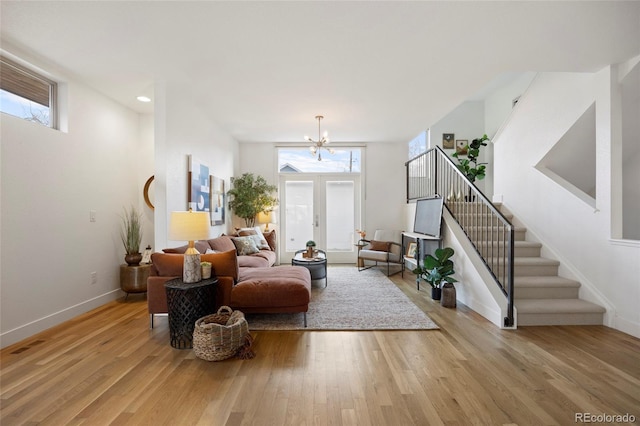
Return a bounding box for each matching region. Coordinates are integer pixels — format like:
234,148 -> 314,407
279,174 -> 361,264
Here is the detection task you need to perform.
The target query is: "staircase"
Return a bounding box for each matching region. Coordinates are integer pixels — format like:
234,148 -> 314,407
474,205 -> 606,326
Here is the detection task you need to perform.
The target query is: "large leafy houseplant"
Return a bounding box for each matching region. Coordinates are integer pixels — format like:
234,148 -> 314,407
227,173 -> 278,227
452,134 -> 489,183
412,247 -> 457,289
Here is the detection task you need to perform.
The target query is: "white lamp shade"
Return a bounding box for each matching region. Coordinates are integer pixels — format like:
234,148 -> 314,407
169,211 -> 210,241
257,211 -> 273,225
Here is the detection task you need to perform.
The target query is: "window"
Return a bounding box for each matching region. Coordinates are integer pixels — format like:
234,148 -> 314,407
0,55 -> 57,128
278,148 -> 361,173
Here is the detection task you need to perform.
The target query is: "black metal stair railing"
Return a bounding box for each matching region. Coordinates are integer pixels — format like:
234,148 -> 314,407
406,146 -> 515,327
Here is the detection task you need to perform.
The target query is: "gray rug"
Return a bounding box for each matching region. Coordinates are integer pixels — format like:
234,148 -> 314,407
245,266 -> 439,330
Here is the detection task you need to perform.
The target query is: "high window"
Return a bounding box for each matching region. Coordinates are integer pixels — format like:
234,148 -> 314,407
0,55 -> 57,128
278,147 -> 361,173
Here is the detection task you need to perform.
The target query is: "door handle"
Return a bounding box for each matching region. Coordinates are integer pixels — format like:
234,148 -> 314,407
315,215 -> 319,227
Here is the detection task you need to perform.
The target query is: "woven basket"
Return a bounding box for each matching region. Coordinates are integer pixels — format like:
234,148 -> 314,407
193,306 -> 252,361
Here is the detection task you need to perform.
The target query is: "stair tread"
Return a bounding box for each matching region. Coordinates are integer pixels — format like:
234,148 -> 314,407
513,257 -> 560,266
514,276 -> 580,287
516,298 -> 606,314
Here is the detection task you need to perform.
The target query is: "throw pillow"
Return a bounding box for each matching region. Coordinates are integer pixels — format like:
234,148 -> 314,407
231,236 -> 260,255
263,230 -> 276,251
369,240 -> 391,252
237,227 -> 270,250
201,249 -> 239,281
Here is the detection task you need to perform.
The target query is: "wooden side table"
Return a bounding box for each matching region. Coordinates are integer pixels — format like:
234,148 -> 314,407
165,278 -> 218,349
355,240 -> 368,268
120,264 -> 151,299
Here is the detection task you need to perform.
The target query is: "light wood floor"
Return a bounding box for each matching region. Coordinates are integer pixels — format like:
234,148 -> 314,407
2,270 -> 639,426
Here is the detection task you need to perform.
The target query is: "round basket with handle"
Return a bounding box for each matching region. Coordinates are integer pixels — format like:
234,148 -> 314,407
193,306 -> 254,361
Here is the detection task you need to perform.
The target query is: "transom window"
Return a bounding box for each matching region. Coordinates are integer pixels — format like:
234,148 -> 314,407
278,148 -> 361,173
0,55 -> 57,128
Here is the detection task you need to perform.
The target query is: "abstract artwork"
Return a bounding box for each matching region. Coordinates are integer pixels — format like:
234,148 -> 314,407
188,155 -> 210,213
210,175 -> 225,225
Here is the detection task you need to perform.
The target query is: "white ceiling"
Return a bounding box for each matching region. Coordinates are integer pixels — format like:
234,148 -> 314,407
1,1 -> 638,143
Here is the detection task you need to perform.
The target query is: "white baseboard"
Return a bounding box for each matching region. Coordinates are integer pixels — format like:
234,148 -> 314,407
613,315 -> 640,339
0,289 -> 121,349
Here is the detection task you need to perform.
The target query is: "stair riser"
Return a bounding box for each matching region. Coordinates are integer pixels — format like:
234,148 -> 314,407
466,228 -> 527,241
518,312 -> 604,326
478,246 -> 541,257
515,264 -> 559,276
515,287 -> 579,299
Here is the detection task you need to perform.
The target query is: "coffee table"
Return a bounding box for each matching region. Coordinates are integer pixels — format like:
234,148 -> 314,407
292,249 -> 327,288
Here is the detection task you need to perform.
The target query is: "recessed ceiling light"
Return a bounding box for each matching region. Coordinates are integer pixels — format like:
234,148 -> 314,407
137,96 -> 151,103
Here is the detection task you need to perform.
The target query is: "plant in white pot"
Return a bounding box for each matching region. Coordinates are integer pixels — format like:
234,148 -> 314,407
412,247 -> 457,302
120,206 -> 143,266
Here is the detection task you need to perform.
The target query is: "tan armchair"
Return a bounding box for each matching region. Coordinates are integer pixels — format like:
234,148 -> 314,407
357,230 -> 403,276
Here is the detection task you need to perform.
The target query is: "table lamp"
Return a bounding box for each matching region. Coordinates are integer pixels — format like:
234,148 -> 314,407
257,210 -> 274,231
169,210 -> 210,283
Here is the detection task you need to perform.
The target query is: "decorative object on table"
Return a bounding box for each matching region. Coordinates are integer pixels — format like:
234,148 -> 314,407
201,261 -> 212,279
406,242 -> 417,258
305,115 -> 334,161
442,133 -> 455,149
169,209 -> 210,283
227,173 -> 278,227
193,306 -> 255,361
209,175 -> 225,225
412,247 -> 457,301
356,228 -> 367,239
120,205 -> 143,266
257,210 -> 275,231
187,155 -> 211,213
305,240 -> 316,258
141,245 -> 152,264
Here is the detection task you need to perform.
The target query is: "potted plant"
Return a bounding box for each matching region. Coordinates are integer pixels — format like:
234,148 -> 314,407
452,134 -> 489,200
412,247 -> 457,301
227,173 -> 278,227
120,206 -> 143,266
305,240 -> 316,258
201,261 -> 212,279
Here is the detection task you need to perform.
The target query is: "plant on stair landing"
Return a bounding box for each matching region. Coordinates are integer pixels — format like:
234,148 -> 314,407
227,173 -> 278,227
412,247 -> 457,300
452,134 -> 489,183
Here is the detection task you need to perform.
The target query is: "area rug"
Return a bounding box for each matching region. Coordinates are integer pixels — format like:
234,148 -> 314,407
245,266 -> 439,330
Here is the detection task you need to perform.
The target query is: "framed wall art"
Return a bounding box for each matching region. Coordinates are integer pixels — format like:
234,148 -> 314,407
456,140 -> 469,156
210,175 -> 225,225
442,133 -> 455,149
188,155 -> 210,213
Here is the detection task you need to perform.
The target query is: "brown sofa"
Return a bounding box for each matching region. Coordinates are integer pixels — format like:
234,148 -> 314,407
163,230 -> 277,268
147,244 -> 312,328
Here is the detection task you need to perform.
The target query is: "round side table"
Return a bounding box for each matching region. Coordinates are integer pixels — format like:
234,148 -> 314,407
292,249 -> 327,288
120,264 -> 151,299
164,277 -> 218,349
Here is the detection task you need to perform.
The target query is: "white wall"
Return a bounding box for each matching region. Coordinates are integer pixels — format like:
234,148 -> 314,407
429,101 -> 488,195
1,72 -> 152,348
153,81 -> 239,250
493,68 -> 640,338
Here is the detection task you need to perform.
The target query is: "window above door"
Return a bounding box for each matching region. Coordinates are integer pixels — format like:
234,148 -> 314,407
278,148 -> 362,173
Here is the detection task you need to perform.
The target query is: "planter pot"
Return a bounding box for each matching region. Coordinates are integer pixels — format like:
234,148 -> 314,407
441,283 -> 457,308
431,287 -> 442,300
124,253 -> 142,266
201,264 -> 212,279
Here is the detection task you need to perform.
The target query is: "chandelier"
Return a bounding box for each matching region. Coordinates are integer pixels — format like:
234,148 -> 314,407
305,115 -> 334,161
